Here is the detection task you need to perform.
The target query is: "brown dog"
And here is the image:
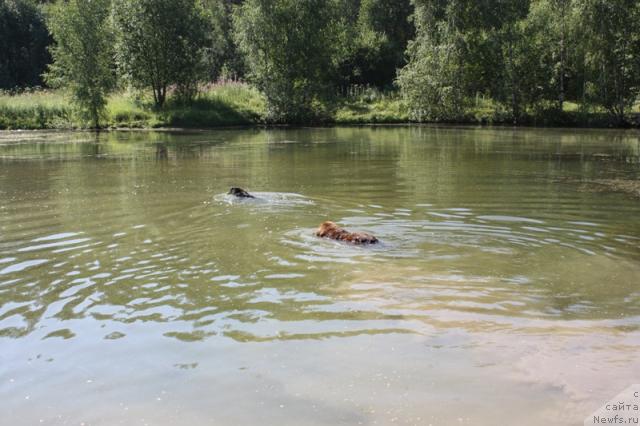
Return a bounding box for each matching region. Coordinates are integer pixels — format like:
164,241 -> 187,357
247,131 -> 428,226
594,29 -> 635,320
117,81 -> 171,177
315,221 -> 379,244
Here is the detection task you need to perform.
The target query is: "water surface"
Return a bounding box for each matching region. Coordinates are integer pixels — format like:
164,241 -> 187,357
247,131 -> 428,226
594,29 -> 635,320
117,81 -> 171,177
1,127 -> 639,425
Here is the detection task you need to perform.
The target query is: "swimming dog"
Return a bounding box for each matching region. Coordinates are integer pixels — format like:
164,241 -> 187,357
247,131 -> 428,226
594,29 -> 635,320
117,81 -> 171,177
315,221 -> 379,244
228,187 -> 255,198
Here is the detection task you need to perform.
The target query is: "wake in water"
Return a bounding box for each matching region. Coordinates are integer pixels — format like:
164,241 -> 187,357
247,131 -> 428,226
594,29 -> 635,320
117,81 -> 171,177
280,206 -> 640,265
213,191 -> 315,209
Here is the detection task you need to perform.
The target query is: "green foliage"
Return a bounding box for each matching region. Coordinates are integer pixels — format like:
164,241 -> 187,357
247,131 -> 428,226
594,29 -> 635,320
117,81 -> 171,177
359,0 -> 414,70
0,0 -> 51,89
0,89 -> 72,129
492,0 -> 533,121
337,0 -> 414,88
575,0 -> 640,123
400,0 -> 640,125
161,82 -> 265,127
4,0 -> 640,127
397,1 -> 470,121
201,0 -> 245,80
334,89 -> 409,124
199,0 -> 231,81
516,0 -> 570,109
233,0 -> 342,123
46,0 -> 115,128
0,83 -> 265,129
112,0 -> 212,106
3,84 -> 638,130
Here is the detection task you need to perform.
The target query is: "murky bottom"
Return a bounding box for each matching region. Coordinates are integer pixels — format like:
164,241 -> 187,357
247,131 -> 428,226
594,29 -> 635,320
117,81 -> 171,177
1,127 -> 639,425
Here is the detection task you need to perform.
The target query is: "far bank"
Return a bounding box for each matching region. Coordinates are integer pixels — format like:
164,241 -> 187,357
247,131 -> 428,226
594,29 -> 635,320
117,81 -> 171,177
1,84 -> 639,131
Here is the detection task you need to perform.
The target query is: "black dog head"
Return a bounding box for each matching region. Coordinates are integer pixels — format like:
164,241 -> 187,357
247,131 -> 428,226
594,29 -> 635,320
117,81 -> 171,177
228,187 -> 255,198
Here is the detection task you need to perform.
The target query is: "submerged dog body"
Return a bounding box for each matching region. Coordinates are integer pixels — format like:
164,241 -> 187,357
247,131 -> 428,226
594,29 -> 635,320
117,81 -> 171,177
228,187 -> 255,198
315,221 -> 379,245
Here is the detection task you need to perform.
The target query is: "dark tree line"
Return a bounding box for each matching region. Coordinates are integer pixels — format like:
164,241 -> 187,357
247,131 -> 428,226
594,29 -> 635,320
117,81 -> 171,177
0,0 -> 50,89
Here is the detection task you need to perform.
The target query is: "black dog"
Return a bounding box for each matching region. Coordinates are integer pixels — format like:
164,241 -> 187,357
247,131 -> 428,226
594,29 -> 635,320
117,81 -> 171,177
228,187 -> 255,198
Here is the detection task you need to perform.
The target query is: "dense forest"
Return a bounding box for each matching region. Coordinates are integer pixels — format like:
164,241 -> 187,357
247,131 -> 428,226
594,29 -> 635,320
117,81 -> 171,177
1,0 -> 639,127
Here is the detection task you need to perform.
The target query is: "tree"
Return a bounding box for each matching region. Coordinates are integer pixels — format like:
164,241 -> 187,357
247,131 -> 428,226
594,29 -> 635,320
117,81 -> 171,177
397,0 -> 469,121
202,0 -> 245,81
233,0 -> 342,122
399,0 -> 546,123
337,0 -> 414,88
575,0 -> 640,123
46,0 -> 114,128
550,0 -> 572,109
495,0 -> 536,124
359,0 -> 414,87
112,0 -> 211,106
0,0 -> 51,89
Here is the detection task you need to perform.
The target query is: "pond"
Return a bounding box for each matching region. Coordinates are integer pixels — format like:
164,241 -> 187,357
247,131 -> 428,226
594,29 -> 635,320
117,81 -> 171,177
1,127 -> 639,425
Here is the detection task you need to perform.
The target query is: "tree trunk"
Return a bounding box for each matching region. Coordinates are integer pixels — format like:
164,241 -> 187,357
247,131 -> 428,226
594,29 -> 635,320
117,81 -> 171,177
159,85 -> 166,107
558,0 -> 566,111
153,85 -> 166,107
508,37 -> 518,124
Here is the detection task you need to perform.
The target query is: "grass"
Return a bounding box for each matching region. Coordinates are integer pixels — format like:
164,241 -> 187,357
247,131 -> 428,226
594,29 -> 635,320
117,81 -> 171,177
335,97 -> 410,124
333,88 -> 640,127
106,93 -> 156,128
0,82 -> 266,130
0,89 -> 73,129
160,83 -> 266,128
0,84 -> 638,130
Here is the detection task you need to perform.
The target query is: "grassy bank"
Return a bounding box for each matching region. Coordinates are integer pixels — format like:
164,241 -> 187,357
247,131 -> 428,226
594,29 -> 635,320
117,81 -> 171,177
0,82 -> 266,130
0,90 -> 73,129
334,96 -> 640,127
1,84 -> 638,130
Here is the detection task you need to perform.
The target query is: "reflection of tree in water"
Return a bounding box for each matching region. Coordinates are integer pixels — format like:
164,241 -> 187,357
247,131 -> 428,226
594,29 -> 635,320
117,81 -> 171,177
155,143 -> 168,161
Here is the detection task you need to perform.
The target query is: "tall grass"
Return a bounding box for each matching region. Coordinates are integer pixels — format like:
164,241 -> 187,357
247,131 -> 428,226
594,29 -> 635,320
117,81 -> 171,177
334,86 -> 410,124
0,89 -> 73,129
106,93 -> 155,128
0,82 -> 266,130
162,82 -> 266,127
1,83 -> 637,130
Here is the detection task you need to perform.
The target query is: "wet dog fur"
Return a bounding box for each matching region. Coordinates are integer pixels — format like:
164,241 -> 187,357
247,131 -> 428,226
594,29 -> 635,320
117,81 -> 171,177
315,221 -> 378,245
228,187 -> 255,198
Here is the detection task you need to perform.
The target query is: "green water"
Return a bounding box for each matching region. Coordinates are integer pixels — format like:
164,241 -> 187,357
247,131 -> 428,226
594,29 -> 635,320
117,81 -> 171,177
1,127 -> 639,425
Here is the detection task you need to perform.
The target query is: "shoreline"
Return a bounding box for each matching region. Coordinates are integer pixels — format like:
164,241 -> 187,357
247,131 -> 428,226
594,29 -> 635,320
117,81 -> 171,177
1,121 -> 639,137
3,88 -> 639,132
3,86 -> 640,131
2,112 -> 638,132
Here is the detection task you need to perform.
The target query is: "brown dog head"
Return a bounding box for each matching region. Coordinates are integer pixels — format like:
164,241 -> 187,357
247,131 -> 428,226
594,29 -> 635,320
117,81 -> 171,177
316,221 -> 340,237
